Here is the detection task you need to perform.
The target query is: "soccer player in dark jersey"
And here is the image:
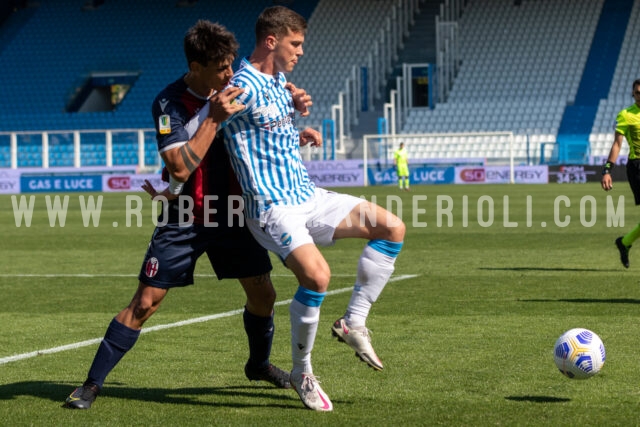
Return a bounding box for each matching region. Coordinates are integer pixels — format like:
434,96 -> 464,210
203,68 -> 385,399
601,78 -> 640,268
64,20 -> 301,410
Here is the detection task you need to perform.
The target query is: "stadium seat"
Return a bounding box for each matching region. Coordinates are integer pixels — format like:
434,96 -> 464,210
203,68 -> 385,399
0,0 -> 319,136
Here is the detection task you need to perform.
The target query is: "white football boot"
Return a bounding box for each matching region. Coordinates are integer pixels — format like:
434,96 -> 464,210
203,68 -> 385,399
331,317 -> 383,371
290,372 -> 333,411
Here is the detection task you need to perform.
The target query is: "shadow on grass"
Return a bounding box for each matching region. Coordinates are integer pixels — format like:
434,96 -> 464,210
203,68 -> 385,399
479,267 -> 617,273
0,380 -> 317,410
520,298 -> 640,304
505,395 -> 570,403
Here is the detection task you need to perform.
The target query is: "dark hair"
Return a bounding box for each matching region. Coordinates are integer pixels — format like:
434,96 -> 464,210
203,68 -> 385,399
255,6 -> 307,43
184,20 -> 239,66
633,79 -> 640,92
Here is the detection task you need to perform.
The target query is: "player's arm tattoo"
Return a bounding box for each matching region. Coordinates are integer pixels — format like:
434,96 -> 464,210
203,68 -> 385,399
179,143 -> 202,173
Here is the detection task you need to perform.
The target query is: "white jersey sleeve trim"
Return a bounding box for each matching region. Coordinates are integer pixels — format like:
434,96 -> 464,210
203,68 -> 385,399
159,141 -> 187,154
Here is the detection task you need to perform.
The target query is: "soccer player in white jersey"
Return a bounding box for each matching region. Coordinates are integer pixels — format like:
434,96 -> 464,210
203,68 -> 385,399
222,6 -> 406,411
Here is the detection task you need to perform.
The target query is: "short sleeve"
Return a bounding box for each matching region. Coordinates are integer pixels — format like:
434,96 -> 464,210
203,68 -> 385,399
615,110 -> 627,135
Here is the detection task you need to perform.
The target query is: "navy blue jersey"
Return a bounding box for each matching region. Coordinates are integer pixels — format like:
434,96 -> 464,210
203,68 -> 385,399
151,76 -> 241,224
137,76 -> 272,286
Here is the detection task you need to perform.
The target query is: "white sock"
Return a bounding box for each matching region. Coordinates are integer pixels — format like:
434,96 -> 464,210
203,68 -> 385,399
345,241 -> 401,328
289,287 -> 325,376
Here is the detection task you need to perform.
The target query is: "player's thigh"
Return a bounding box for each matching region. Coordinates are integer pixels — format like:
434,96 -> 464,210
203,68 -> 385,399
305,188 -> 362,245
334,200 -> 405,241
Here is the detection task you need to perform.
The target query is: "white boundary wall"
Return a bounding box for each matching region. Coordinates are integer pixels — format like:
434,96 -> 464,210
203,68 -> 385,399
363,132 -> 516,186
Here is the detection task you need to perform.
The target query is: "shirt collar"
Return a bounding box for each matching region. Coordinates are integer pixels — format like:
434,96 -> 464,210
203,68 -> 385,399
240,57 -> 286,88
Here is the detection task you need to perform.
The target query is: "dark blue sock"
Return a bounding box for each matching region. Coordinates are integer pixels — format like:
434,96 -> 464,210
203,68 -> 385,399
243,308 -> 274,370
86,318 -> 140,388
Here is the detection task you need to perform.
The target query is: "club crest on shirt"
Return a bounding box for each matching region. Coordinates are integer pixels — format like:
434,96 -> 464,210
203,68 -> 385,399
280,232 -> 292,247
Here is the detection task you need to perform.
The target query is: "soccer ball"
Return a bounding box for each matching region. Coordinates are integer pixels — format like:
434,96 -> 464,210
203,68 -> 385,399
553,328 -> 605,379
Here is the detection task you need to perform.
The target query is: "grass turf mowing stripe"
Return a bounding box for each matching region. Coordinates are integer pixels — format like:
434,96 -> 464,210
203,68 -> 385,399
0,274 -> 417,366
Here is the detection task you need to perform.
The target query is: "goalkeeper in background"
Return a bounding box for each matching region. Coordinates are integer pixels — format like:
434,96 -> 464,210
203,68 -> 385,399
601,78 -> 640,268
393,142 -> 410,191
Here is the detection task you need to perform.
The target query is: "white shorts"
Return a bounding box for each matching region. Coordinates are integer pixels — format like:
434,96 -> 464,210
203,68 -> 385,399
246,187 -> 363,259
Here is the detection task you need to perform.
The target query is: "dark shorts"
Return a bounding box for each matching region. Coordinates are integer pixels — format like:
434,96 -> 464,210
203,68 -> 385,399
626,159 -> 640,205
138,222 -> 272,289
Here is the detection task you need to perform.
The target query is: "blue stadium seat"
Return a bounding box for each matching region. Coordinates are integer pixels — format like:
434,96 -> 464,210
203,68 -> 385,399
0,0 -> 318,133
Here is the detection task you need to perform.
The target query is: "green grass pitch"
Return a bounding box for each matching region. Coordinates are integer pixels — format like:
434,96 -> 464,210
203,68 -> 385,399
1,183 -> 639,426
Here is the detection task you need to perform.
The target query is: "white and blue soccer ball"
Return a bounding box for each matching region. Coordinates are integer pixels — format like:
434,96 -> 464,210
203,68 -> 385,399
553,328 -> 606,379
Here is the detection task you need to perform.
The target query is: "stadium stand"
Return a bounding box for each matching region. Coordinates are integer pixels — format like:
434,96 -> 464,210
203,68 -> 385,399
1,0 -> 639,168
0,0 -> 319,167
590,0 -> 640,159
290,0 -> 402,126
399,0 -> 640,165
556,0 -> 634,163
0,0 -> 320,131
400,0 -> 606,163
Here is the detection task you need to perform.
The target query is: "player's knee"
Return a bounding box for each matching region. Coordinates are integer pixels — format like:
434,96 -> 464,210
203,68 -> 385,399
266,286 -> 277,306
307,266 -> 331,292
373,206 -> 405,242
132,305 -> 149,320
287,246 -> 331,292
131,293 -> 159,321
377,213 -> 405,242
132,301 -> 156,320
293,264 -> 331,293
254,284 -> 276,309
241,274 -> 277,307
389,218 -> 406,241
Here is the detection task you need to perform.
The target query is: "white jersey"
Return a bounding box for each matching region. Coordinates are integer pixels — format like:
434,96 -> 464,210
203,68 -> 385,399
223,58 -> 315,219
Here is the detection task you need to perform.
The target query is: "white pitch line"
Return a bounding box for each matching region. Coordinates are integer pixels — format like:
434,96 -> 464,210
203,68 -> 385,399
0,274 -> 417,366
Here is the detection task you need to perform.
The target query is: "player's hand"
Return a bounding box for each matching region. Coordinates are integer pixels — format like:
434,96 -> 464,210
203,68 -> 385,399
208,86 -> 245,122
601,174 -> 613,191
286,82 -> 312,117
142,179 -> 178,201
299,127 -> 322,147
